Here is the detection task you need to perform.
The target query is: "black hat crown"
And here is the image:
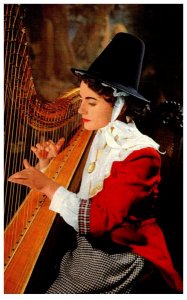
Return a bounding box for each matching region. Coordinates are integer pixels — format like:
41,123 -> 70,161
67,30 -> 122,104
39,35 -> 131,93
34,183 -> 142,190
72,32 -> 148,102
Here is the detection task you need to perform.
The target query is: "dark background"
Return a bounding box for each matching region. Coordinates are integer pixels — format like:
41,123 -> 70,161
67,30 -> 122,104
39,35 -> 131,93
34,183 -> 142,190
23,4 -> 183,104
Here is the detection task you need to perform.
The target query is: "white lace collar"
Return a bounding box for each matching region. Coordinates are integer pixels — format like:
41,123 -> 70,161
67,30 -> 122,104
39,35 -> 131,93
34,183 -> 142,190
77,118 -> 160,199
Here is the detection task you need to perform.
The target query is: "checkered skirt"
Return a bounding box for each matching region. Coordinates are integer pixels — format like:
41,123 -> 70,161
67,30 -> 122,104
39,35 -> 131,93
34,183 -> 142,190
46,234 -> 150,294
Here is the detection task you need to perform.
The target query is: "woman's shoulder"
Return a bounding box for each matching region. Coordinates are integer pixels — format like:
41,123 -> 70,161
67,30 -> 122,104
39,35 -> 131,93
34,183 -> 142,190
113,147 -> 161,172
125,147 -> 161,161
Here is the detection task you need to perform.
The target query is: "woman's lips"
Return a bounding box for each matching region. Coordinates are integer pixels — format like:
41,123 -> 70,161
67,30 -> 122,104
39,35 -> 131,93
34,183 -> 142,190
82,118 -> 91,122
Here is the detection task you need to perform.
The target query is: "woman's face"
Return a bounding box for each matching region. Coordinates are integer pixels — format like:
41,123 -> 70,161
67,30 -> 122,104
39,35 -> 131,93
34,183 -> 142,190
78,81 -> 113,130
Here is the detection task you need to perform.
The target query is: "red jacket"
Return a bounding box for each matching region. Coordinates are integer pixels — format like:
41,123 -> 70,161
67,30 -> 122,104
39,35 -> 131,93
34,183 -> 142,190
79,147 -> 182,292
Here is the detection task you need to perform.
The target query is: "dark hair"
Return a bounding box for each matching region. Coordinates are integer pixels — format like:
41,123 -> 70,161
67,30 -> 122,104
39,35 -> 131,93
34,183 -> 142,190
79,74 -> 150,123
125,96 -> 151,119
80,75 -> 116,106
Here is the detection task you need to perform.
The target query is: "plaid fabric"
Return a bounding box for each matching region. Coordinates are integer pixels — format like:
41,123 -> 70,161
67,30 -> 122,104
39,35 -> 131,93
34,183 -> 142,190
79,199 -> 91,234
46,235 -> 149,294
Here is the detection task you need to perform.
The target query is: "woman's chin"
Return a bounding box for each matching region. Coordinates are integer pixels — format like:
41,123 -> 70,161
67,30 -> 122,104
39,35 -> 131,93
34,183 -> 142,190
83,123 -> 94,131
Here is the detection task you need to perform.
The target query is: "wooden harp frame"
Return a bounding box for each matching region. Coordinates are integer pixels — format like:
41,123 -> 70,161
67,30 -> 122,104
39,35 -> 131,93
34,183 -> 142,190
4,128 -> 93,294
4,4 -> 93,293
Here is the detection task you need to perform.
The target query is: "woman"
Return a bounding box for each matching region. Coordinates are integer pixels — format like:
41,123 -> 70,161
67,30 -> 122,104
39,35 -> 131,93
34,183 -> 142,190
8,33 -> 182,293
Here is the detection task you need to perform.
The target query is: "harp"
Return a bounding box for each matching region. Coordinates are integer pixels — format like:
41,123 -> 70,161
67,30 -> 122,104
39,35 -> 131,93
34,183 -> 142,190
4,4 -> 93,293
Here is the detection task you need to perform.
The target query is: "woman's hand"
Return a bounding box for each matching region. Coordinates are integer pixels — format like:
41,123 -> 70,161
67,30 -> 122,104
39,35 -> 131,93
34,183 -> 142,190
8,159 -> 60,199
31,137 -> 65,170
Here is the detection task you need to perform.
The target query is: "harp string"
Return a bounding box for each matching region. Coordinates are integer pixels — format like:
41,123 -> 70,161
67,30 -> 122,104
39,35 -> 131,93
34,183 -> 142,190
4,6 -> 25,228
8,32 -> 30,222
4,4 -> 82,260
4,5 -> 39,233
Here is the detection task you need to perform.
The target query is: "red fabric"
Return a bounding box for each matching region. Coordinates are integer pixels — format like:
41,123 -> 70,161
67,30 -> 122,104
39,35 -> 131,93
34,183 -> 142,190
89,147 -> 183,291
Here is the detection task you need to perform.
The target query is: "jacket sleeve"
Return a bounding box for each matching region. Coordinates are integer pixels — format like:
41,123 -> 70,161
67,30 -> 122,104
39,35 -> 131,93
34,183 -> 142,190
79,147 -> 161,237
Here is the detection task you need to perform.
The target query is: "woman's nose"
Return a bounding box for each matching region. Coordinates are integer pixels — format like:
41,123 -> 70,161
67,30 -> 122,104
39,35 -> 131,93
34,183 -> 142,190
78,101 -> 87,115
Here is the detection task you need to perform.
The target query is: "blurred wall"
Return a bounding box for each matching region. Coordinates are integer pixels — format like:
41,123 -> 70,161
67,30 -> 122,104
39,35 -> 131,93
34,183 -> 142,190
23,4 -> 183,104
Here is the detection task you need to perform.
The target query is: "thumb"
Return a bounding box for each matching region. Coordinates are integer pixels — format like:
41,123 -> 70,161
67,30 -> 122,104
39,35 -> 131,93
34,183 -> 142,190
56,137 -> 65,151
23,159 -> 31,169
56,138 -> 65,146
57,137 -> 65,146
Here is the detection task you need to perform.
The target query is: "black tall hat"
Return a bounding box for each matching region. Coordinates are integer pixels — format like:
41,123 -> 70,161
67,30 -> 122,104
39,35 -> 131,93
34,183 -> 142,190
71,32 -> 149,102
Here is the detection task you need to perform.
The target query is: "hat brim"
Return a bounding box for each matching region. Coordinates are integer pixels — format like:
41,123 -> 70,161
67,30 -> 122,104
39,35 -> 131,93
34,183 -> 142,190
71,68 -> 150,103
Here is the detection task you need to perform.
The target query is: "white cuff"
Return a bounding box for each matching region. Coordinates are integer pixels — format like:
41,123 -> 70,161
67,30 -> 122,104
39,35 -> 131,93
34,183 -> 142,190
49,186 -> 80,232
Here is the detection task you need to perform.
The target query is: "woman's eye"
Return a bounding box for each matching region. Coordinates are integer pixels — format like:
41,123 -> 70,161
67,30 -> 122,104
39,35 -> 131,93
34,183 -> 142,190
88,102 -> 97,106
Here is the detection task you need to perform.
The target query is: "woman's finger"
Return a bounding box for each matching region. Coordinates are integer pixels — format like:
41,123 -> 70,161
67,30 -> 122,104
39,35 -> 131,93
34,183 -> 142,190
23,159 -> 31,169
47,144 -> 58,158
56,138 -> 65,152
